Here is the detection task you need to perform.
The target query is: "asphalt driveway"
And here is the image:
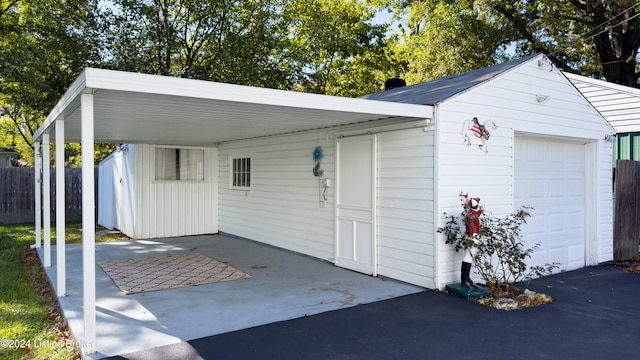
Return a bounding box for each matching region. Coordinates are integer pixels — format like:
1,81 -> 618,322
107,264 -> 639,359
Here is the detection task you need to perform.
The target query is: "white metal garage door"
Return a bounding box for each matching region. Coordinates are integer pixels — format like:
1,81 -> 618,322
514,137 -> 585,272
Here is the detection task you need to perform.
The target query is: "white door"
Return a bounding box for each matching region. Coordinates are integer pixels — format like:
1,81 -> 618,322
336,135 -> 376,275
514,137 -> 585,272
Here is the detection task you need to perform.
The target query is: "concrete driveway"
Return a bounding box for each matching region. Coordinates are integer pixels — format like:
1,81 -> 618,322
40,234 -> 422,359
105,263 -> 640,360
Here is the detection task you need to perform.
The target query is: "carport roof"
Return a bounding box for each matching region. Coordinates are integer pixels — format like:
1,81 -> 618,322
34,68 -> 433,145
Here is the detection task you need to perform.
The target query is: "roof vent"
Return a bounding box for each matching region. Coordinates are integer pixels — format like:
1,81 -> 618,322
384,78 -> 406,91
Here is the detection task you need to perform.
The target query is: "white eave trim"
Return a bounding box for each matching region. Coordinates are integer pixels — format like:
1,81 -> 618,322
34,71 -> 88,141
82,68 -> 432,118
34,68 -> 433,142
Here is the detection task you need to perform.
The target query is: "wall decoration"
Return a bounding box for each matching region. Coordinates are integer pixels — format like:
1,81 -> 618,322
312,146 -> 327,207
462,117 -> 498,154
312,146 -> 324,177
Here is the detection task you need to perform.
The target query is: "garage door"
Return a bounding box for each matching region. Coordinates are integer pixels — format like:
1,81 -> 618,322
514,137 -> 585,272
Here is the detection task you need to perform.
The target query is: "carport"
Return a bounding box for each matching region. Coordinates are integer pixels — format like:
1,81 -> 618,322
31,68 -> 431,356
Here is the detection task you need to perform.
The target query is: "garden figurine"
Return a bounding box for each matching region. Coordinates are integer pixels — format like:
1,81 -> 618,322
462,197 -> 484,288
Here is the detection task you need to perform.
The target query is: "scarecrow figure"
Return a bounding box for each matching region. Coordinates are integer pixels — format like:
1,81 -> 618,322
461,197 -> 484,288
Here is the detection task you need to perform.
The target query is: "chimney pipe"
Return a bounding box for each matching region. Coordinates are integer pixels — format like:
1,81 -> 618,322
384,78 -> 406,91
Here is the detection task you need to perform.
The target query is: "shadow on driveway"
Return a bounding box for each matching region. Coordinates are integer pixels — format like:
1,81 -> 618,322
107,264 -> 639,359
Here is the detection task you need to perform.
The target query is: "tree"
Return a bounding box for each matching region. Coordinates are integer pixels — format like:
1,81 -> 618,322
2,0 -> 394,166
105,0 -> 389,94
282,0 -> 390,95
0,0 -> 115,166
487,0 -> 640,87
387,0 -> 640,87
384,0 -> 512,84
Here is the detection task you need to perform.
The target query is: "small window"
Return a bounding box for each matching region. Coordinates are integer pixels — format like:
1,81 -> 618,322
155,147 -> 205,181
231,157 -> 251,189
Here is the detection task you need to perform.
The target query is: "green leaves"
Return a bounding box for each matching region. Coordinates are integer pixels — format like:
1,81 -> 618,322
388,0 -> 640,87
104,0 -> 387,94
2,0 -> 390,165
388,0 -> 509,84
1,0 -> 108,165
438,193 -> 558,296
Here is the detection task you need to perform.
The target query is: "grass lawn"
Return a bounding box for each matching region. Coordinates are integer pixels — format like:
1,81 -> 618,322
0,223 -> 128,360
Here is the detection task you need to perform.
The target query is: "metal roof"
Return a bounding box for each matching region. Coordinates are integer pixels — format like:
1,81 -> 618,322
564,72 -> 640,133
362,54 -> 540,105
34,68 -> 433,145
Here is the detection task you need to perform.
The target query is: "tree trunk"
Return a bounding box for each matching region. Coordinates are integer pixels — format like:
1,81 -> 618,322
588,0 -> 640,87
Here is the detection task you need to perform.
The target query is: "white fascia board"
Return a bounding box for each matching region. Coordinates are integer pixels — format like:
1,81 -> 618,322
34,71 -> 88,141
83,68 -> 433,119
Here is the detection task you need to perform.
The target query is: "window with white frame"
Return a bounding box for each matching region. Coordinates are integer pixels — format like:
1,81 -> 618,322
155,147 -> 205,181
231,156 -> 251,189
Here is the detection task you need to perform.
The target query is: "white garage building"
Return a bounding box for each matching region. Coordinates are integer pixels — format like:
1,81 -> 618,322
96,53 -> 614,289
35,53 -> 615,352
365,54 -> 614,285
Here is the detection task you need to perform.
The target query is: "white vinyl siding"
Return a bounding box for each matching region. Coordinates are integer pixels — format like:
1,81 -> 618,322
217,121 -> 438,288
135,144 -> 218,239
97,146 -> 136,237
435,58 -> 614,288
377,128 -> 436,288
218,131 -> 336,260
565,72 -> 640,134
598,141 -> 614,262
0,155 -> 12,167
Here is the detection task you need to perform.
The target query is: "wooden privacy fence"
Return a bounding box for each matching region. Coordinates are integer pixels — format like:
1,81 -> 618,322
613,160 -> 640,260
0,167 -> 98,224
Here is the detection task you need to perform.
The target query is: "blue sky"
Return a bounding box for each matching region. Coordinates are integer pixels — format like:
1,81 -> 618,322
373,9 -> 393,25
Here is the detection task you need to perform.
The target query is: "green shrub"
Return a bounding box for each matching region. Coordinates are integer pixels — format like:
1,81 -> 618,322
438,193 -> 558,297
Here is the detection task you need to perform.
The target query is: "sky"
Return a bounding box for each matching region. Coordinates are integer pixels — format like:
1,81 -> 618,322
373,9 -> 393,25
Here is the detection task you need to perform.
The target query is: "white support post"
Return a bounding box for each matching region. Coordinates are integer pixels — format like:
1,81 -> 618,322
42,132 -> 51,267
81,93 -> 96,353
56,119 -> 66,297
34,142 -> 42,249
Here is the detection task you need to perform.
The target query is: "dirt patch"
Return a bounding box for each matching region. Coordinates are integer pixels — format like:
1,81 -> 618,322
602,253 -> 640,273
626,263 -> 640,273
478,288 -> 553,311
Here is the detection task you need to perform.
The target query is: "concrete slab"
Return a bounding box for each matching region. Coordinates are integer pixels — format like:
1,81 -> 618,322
39,234 -> 423,359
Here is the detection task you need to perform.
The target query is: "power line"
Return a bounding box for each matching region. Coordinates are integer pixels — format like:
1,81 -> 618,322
582,9 -> 640,43
579,0 -> 640,39
548,1 -> 640,58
